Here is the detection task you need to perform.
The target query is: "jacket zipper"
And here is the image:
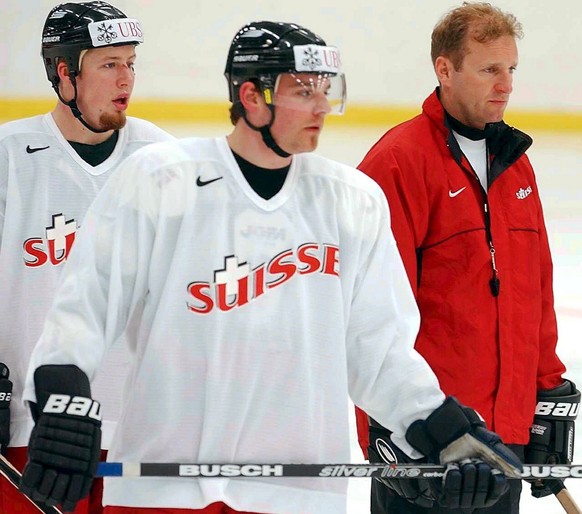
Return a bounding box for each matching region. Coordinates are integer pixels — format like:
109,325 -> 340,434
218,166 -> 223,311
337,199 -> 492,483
458,147 -> 500,297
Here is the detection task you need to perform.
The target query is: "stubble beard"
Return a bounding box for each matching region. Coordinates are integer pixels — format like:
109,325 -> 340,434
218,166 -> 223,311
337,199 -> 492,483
98,111 -> 127,131
303,132 -> 320,153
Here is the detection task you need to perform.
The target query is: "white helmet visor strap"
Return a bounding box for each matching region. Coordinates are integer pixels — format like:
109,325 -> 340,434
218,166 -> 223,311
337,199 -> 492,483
78,49 -> 88,73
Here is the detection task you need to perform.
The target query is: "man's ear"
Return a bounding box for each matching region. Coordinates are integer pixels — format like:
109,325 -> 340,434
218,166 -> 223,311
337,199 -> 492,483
239,81 -> 263,113
56,60 -> 71,83
55,60 -> 75,99
434,56 -> 453,84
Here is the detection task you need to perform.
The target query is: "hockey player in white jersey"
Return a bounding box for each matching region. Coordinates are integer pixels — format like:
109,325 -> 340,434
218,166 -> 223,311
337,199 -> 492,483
0,1 -> 172,512
21,21 -> 520,514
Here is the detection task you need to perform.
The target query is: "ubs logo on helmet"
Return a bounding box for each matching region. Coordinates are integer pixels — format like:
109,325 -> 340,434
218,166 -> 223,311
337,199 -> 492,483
88,18 -> 144,47
293,45 -> 341,74
301,47 -> 322,70
96,22 -> 118,44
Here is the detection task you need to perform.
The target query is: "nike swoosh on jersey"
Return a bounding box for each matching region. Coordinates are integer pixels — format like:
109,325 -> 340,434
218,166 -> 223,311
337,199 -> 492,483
448,187 -> 467,198
26,145 -> 50,154
196,176 -> 223,187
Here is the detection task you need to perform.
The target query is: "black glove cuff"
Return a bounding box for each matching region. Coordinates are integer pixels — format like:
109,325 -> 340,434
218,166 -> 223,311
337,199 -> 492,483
31,365 -> 101,424
34,365 -> 92,405
535,380 -> 580,421
0,362 -> 13,411
405,397 -> 476,457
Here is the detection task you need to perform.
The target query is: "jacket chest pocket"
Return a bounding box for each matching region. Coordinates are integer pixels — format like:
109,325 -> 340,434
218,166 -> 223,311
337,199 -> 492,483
494,183 -> 539,231
426,183 -> 485,244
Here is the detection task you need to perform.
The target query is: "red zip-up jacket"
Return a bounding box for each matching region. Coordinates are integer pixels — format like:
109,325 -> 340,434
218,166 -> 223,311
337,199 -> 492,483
355,89 -> 565,455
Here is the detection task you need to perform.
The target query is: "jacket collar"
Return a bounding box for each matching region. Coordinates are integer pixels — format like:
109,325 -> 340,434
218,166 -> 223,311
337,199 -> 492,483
423,88 -> 533,181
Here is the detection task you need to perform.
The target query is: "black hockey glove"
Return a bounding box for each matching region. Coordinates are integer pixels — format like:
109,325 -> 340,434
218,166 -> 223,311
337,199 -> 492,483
0,363 -> 13,455
369,418 -> 437,508
20,365 -> 102,512
525,379 -> 580,498
405,396 -> 523,509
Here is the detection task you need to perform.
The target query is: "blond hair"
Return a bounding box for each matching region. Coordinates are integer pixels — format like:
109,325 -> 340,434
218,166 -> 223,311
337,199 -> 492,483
431,2 -> 523,70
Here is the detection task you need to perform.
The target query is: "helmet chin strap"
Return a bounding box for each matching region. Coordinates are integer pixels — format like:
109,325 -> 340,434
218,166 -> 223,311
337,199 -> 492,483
53,76 -> 110,134
241,104 -> 291,158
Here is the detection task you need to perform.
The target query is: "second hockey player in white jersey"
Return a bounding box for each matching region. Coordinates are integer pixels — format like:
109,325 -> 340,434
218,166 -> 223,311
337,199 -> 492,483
21,21 -> 521,514
0,2 -> 172,513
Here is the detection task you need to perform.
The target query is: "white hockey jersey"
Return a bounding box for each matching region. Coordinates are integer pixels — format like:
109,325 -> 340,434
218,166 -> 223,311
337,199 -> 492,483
24,137 -> 445,513
0,113 -> 173,447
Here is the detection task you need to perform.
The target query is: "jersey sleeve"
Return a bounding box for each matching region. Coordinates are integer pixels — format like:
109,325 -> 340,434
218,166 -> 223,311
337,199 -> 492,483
0,142 -> 8,244
345,187 -> 444,458
22,150 -> 157,405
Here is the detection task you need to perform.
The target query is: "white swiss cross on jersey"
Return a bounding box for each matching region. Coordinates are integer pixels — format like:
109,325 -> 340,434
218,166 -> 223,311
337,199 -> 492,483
24,213 -> 78,267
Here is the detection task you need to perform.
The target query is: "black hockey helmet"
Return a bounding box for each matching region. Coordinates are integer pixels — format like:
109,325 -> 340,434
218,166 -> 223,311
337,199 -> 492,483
225,21 -> 345,157
42,1 -> 143,90
225,21 -> 345,115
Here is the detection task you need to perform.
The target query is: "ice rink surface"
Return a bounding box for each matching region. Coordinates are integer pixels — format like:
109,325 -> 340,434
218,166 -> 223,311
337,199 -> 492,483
164,121 -> 582,513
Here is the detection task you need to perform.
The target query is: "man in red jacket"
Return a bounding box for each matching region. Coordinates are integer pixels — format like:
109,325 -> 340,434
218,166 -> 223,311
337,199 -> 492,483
356,2 -> 580,513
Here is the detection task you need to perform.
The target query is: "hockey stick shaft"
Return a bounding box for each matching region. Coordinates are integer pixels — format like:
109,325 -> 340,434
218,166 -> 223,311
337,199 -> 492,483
96,462 -> 582,479
556,488 -> 582,514
0,454 -> 63,514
